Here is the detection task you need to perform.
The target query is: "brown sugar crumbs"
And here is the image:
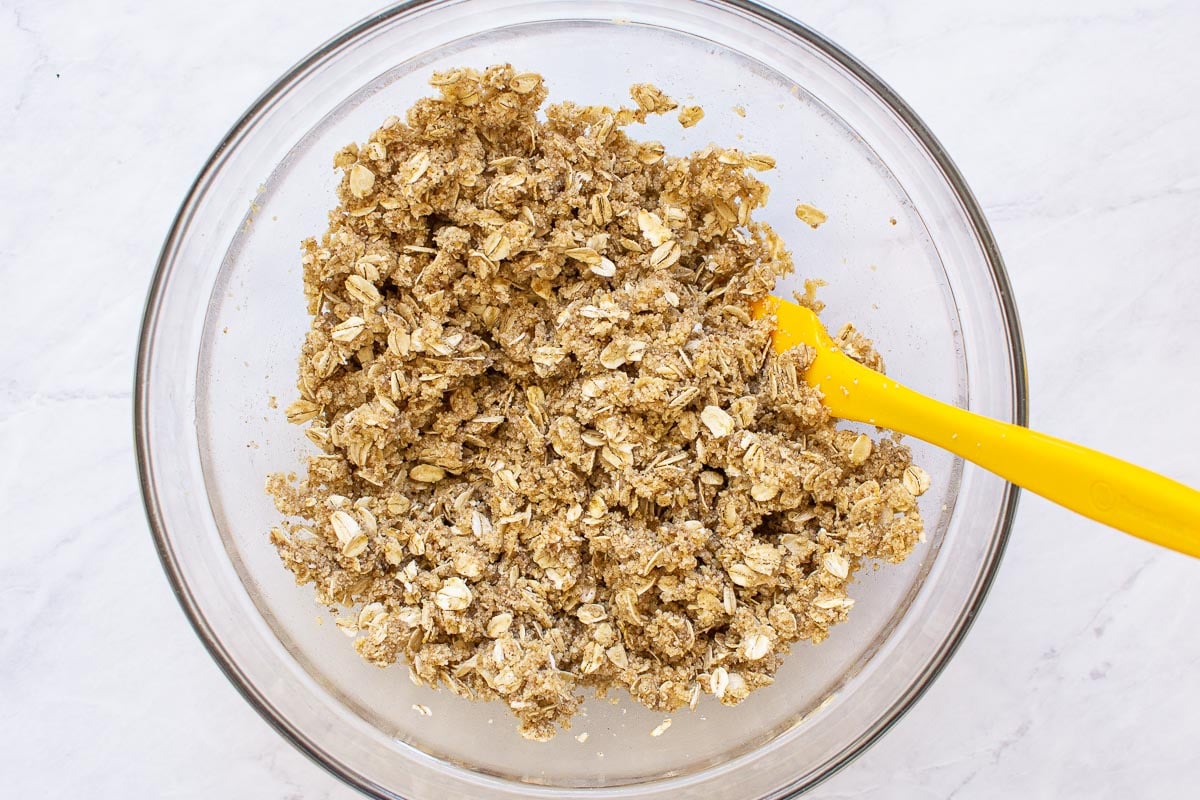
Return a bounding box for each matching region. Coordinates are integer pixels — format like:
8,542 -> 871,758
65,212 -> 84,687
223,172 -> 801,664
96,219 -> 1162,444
267,65 -> 926,741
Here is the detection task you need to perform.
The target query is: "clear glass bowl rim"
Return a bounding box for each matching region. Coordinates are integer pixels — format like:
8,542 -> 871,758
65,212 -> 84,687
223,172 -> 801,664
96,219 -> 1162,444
134,1 -> 1028,797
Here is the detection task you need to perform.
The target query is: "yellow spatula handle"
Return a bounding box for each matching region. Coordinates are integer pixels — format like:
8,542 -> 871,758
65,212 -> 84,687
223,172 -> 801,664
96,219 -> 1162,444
830,357 -> 1200,558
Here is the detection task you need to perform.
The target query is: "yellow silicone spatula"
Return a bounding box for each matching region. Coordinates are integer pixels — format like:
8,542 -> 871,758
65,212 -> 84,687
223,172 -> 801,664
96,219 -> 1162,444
752,296 -> 1200,558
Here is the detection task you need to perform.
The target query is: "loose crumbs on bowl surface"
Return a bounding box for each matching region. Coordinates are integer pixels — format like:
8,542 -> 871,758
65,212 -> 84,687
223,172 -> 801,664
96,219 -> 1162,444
267,64 -> 927,741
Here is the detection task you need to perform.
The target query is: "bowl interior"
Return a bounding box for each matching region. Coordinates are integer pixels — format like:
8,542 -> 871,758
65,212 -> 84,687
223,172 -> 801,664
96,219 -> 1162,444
143,2 -> 1020,798
204,19 -> 960,780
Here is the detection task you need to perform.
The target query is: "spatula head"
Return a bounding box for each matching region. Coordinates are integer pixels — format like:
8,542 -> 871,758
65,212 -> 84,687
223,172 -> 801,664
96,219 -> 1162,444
750,296 -> 837,355
750,296 -> 884,422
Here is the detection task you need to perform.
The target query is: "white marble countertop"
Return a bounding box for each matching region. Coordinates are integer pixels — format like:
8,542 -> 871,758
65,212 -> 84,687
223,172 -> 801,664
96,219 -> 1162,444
4,0 -> 1199,797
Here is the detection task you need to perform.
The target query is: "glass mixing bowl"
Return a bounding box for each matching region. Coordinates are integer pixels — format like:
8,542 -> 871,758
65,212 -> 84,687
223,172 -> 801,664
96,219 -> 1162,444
135,1 -> 1026,797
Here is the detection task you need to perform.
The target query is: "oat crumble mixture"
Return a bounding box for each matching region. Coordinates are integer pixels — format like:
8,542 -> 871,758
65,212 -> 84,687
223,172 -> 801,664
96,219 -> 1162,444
268,64 -> 928,741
